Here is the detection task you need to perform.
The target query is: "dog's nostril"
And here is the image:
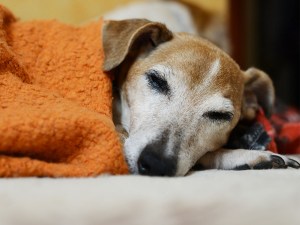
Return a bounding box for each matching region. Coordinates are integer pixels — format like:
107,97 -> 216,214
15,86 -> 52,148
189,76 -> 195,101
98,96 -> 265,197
137,150 -> 176,176
138,159 -> 151,174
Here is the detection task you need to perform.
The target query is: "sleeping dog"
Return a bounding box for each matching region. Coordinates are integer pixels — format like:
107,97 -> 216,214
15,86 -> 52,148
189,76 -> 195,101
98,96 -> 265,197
102,19 -> 300,176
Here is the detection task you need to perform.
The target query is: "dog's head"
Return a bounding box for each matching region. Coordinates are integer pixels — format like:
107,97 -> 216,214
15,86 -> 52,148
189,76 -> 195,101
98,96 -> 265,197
102,19 -> 274,176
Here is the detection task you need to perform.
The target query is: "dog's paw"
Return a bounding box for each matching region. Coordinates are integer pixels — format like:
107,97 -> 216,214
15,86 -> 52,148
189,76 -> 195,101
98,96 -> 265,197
234,154 -> 300,170
282,156 -> 300,168
197,149 -> 300,170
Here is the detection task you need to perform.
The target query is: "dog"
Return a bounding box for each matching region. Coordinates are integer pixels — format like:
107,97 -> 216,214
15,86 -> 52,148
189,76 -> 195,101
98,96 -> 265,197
104,0 -> 230,53
102,19 -> 300,176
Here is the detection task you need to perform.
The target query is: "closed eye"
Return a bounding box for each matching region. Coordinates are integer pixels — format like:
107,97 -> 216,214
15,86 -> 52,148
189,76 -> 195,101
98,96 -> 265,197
146,70 -> 170,95
203,111 -> 233,122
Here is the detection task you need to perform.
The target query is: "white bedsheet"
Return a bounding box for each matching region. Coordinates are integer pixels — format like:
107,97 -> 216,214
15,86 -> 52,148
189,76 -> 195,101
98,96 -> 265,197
0,169 -> 299,225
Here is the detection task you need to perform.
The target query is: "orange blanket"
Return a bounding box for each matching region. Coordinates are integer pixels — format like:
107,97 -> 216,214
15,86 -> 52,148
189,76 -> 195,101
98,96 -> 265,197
0,5 -> 128,177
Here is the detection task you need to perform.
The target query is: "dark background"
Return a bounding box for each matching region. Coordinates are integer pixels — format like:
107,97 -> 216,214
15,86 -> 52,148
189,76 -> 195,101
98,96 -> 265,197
229,0 -> 299,108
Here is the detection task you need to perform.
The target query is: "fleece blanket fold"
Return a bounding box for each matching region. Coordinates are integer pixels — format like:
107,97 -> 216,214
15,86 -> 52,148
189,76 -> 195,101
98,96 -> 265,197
0,5 -> 128,177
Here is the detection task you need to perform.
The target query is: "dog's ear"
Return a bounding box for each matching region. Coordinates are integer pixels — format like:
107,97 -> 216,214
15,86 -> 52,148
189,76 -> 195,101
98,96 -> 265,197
102,19 -> 173,71
241,67 -> 275,120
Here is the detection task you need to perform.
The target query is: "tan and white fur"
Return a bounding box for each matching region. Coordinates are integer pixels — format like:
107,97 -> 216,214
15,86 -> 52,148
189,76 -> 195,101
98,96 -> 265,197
104,0 -> 230,53
102,19 -> 300,176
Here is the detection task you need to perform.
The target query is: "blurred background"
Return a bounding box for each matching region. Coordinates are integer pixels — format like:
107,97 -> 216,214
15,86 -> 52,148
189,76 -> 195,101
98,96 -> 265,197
0,0 -> 299,108
0,0 -> 227,23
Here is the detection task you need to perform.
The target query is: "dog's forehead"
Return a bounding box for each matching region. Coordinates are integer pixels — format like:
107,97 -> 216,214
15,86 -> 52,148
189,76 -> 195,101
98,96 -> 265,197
165,35 -> 240,78
149,34 -> 244,105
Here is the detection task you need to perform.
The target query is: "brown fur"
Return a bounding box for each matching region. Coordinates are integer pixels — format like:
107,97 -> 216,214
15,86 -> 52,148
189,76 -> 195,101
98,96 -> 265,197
102,19 -> 275,175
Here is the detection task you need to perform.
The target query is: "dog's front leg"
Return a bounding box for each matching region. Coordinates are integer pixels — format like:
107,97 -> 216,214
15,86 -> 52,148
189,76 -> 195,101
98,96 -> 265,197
196,149 -> 300,170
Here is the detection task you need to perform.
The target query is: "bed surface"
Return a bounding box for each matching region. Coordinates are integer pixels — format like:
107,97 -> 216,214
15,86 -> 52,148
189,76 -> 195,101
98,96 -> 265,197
1,169 -> 299,225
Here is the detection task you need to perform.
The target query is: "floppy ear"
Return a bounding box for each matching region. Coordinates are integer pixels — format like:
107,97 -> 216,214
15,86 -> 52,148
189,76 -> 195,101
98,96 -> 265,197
102,19 -> 173,71
242,67 -> 275,120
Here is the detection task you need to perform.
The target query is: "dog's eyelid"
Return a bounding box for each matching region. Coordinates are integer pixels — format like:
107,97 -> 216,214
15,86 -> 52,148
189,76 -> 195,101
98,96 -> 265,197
145,70 -> 170,95
146,69 -> 160,77
203,111 -> 234,122
146,69 -> 168,79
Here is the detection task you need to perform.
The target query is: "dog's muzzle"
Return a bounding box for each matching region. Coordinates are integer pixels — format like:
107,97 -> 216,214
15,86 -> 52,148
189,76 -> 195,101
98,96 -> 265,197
137,137 -> 177,176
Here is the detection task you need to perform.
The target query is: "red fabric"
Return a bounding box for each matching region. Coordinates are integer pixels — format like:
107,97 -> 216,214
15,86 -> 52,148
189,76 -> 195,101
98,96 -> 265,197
256,107 -> 300,154
256,109 -> 278,153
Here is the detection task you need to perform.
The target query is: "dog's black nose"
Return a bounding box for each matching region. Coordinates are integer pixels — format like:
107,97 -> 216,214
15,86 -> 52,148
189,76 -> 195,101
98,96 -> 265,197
137,149 -> 176,176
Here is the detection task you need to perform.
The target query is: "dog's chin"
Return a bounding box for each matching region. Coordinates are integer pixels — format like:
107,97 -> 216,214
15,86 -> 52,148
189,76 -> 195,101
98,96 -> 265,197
174,166 -> 191,177
128,164 -> 139,175
123,156 -> 138,174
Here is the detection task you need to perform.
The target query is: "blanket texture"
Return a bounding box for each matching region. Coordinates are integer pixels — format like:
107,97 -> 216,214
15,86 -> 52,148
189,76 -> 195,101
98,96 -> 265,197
0,5 -> 128,177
